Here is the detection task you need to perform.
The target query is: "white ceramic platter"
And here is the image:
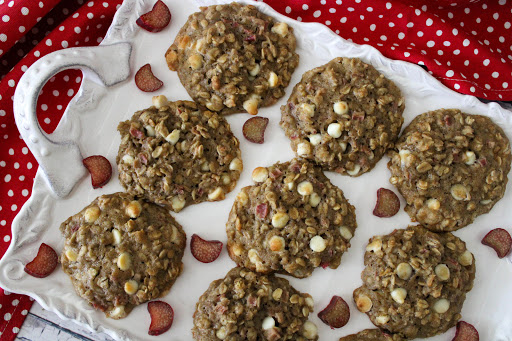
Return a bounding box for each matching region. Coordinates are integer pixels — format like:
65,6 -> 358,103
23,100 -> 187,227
1,0 -> 512,340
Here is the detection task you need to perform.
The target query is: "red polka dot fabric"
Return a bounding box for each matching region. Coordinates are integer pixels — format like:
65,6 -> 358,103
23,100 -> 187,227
0,0 -> 511,339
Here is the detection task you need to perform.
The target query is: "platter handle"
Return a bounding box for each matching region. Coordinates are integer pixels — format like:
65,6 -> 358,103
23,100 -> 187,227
13,42 -> 132,198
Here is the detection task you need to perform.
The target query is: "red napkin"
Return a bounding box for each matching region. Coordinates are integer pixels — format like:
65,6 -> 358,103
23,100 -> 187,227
0,0 -> 511,339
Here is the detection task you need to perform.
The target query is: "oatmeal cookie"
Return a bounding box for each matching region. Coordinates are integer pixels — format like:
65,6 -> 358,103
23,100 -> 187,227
117,98 -> 242,212
388,108 -> 511,231
192,267 -> 319,340
165,2 -> 299,115
353,225 -> 476,339
60,192 -> 186,319
226,158 -> 357,278
280,57 -> 405,176
339,329 -> 404,341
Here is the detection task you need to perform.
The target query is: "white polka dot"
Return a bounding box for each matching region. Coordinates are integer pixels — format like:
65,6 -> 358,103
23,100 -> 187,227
417,31 -> 424,37
45,39 -> 52,46
380,35 -> 387,41
427,41 -> 435,47
67,89 -> 74,97
505,22 -> 511,29
34,50 -> 40,57
370,24 -> 376,31
488,26 -> 494,33
454,84 -> 461,90
0,34 -> 7,42
21,7 -> 29,15
12,327 -> 19,334
485,84 -> 491,90
474,48 -> 479,55
12,299 -> 19,306
2,15 -> 10,22
103,1 -> 108,6
313,10 -> 321,18
404,52 -> 410,57
492,72 -> 499,78
463,39 -> 470,47
87,12 -> 94,19
21,310 -> 28,316
483,59 -> 490,66
0,221 -> 4,226
19,175 -> 25,181
296,16 -> 302,22
14,162 -> 19,169
4,313 -> 11,321
8,149 -> 13,155
87,1 -> 94,6
388,22 -> 394,27
406,22 -> 414,28
53,90 -> 59,96
41,104 -> 48,111
470,87 -> 476,93
97,37 -> 103,43
426,18 -> 433,26
474,73 -> 479,79
4,290 -> 10,295
435,30 -> 443,36
7,1 -> 13,7
464,60 -> 470,66
415,9 -> 421,15
74,27 -> 81,34
39,1 -> 43,7
302,4 -> 308,10
0,110 -> 5,116
57,105 -> 63,110
285,6 -> 291,14
503,82 -> 509,88
0,161 -> 5,166
22,147 -> 28,154
27,162 -> 33,169
398,32 -> 405,39
453,49 -> 460,55
4,235 -> 10,242
448,12 -> 454,19
443,41 -> 451,47
353,27 -> 357,33
4,174 -> 11,182
493,12 -> 500,20
452,28 -> 458,36
22,189 -> 29,196
61,40 -> 69,48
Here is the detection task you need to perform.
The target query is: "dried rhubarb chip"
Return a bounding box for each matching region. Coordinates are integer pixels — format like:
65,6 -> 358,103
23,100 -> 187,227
83,155 -> 112,189
481,228 -> 512,258
191,234 -> 223,263
373,188 -> 400,218
243,117 -> 269,144
148,301 -> 174,336
318,295 -> 350,329
135,64 -> 163,92
24,243 -> 58,278
136,0 -> 171,33
256,203 -> 268,219
452,321 -> 479,341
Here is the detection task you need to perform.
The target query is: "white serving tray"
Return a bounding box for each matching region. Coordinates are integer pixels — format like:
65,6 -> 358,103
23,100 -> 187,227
1,0 -> 512,340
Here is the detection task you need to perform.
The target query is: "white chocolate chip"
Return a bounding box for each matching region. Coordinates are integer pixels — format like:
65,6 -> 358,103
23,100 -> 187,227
366,239 -> 382,253
305,297 -> 314,309
347,164 -> 361,176
152,95 -> 168,109
268,71 -> 279,88
272,212 -> 289,228
122,155 -> 134,165
333,101 -> 349,115
480,199 -> 492,205
309,192 -> 321,207
188,54 -> 203,70
269,236 -> 285,252
339,141 -> 347,152
124,280 -> 139,295
201,161 -> 210,172
427,198 -> 440,210
171,197 -> 186,212
243,95 -> 260,115
376,315 -> 390,324
252,167 -> 269,182
297,142 -> 312,156
391,288 -> 407,304
165,129 -> 180,145
286,182 -> 295,190
433,298 -> 450,314
144,125 -> 156,137
88,268 -> 98,277
208,187 -> 225,201
435,264 -> 450,281
271,22 -> 289,37
229,158 -> 243,172
356,295 -> 373,312
236,191 -> 249,206
396,262 -> 413,280
216,326 -> 227,340
222,174 -> 231,185
117,252 -> 132,271
458,250 -> 473,266
302,321 -> 318,339
109,305 -> 126,319
112,229 -> 122,245
65,249 -> 78,262
125,201 -> 142,218
451,184 -> 470,201
310,236 -> 326,252
309,134 -> 322,146
299,103 -> 316,117
399,149 -> 411,167
464,151 -> 476,165
249,64 -> 260,76
262,316 -> 276,330
248,249 -> 261,264
297,181 -> 314,196
327,123 -> 342,138
84,206 -> 101,223
339,226 -> 353,240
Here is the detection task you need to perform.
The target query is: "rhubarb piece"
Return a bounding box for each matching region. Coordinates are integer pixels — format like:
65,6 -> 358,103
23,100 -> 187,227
83,155 -> 112,188
318,295 -> 350,329
135,64 -> 163,92
243,116 -> 269,144
136,0 -> 171,33
24,243 -> 58,278
452,321 -> 479,341
148,301 -> 174,336
191,234 -> 223,263
373,188 -> 400,218
481,228 -> 512,258
256,203 -> 268,219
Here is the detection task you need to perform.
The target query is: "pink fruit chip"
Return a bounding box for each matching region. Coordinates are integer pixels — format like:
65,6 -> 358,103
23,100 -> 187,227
452,321 -> 479,341
373,188 -> 400,218
243,117 -> 269,144
136,0 -> 171,33
83,155 -> 112,189
148,301 -> 174,336
481,228 -> 512,258
318,295 -> 350,329
24,243 -> 58,278
256,203 -> 268,219
191,234 -> 223,263
135,64 -> 163,92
